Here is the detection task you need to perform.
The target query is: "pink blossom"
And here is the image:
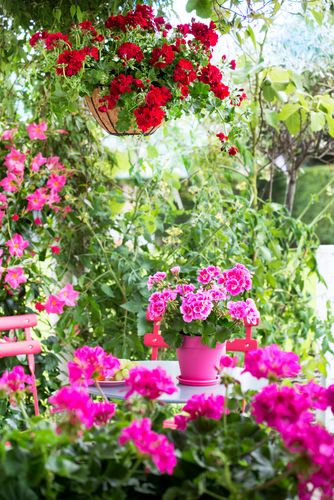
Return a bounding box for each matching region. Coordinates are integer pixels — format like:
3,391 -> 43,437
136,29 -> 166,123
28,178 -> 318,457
68,346 -> 120,387
220,354 -> 238,369
170,266 -> 180,274
183,393 -> 226,420
244,344 -> 300,380
4,148 -> 26,174
228,298 -> 260,325
47,190 -> 61,207
147,290 -> 170,320
4,267 -> 27,289
125,365 -> 176,399
0,173 -> 21,192
44,294 -> 65,314
180,290 -> 213,322
295,381 -> 329,410
5,233 -> 29,257
27,121 -> 47,140
147,271 -> 167,290
197,265 -> 221,284
251,384 -> 311,432
175,283 -> 195,296
46,174 -> 67,192
0,193 -> 7,207
326,384 -> 334,413
1,128 -> 18,141
119,418 -> 177,474
91,401 -> 116,425
208,286 -> 227,301
57,283 -> 79,306
49,386 -> 94,429
31,152 -> 47,172
26,188 -> 49,211
217,263 -> 252,295
0,366 -> 32,395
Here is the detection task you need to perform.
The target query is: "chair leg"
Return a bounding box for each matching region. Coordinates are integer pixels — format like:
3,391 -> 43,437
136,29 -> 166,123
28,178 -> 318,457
27,354 -> 39,416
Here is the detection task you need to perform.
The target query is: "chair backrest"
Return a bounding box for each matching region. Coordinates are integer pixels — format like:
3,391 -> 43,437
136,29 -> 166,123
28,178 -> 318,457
144,319 -> 259,360
0,314 -> 41,415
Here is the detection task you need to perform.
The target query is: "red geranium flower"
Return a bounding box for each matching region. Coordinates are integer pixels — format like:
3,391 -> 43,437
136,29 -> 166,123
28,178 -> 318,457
117,42 -> 144,63
134,105 -> 165,132
150,43 -> 175,69
228,146 -> 238,156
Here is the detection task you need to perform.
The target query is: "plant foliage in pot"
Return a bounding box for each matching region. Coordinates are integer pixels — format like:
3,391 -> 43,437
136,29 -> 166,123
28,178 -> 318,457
146,264 -> 260,385
29,4 -> 245,140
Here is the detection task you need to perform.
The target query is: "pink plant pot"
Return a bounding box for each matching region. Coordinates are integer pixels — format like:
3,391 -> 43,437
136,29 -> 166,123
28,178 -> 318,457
176,336 -> 226,385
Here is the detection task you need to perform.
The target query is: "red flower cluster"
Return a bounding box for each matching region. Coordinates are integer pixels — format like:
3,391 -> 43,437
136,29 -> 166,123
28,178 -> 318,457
56,47 -> 98,76
29,31 -> 71,50
105,4 -> 156,31
150,43 -> 175,69
98,74 -> 144,111
190,21 -> 218,48
133,85 -> 172,132
79,21 -> 104,43
117,42 -> 143,63
173,59 -> 197,97
199,63 -> 230,100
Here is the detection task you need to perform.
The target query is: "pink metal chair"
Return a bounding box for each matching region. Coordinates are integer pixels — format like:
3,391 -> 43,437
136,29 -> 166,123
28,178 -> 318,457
144,318 -> 259,361
0,314 -> 42,416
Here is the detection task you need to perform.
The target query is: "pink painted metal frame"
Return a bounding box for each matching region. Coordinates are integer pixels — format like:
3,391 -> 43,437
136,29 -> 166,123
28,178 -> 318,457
144,319 -> 259,360
0,314 -> 41,415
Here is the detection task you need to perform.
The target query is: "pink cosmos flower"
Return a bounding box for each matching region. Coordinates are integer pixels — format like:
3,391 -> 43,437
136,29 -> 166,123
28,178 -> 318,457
5,233 -> 29,257
68,346 -> 120,387
0,173 -> 21,192
91,401 -> 116,425
57,283 -> 79,306
119,418 -> 177,474
31,152 -> 47,172
228,298 -> 260,325
220,354 -> 238,369
125,365 -> 176,399
49,386 -> 94,429
4,267 -> 27,289
1,128 -> 18,141
243,344 -> 301,380
27,121 -> 47,140
217,263 -> 252,295
197,265 -> 221,284
170,266 -> 180,274
180,290 -> 213,322
251,384 -> 311,432
44,294 -> 66,314
147,271 -> 167,290
4,148 -> 26,174
46,174 -> 67,192
26,188 -> 49,211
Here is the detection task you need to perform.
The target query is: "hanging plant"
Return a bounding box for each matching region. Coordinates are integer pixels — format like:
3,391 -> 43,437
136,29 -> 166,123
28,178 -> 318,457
29,4 -> 245,144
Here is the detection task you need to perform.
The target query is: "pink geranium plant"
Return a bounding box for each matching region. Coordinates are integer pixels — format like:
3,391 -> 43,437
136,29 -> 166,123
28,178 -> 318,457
145,264 -> 260,347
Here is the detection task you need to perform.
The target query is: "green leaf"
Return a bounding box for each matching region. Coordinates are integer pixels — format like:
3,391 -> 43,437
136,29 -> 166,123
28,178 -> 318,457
310,111 -> 325,132
264,110 -> 279,130
326,115 -> 334,138
311,9 -> 324,25
76,5 -> 83,22
278,103 -> 300,121
70,4 -> 76,18
267,67 -> 290,84
186,0 -> 212,18
285,109 -> 306,135
246,26 -> 257,49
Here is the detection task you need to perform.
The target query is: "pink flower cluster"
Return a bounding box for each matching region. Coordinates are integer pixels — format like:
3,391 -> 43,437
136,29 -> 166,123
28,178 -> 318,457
49,386 -> 116,429
228,298 -> 260,325
147,288 -> 176,321
0,366 -> 32,405
217,263 -> 252,295
39,283 -> 80,314
147,271 -> 167,290
119,418 -> 177,474
174,393 -> 226,430
125,365 -> 176,399
219,354 -> 238,369
68,345 -> 120,386
197,265 -> 221,284
244,344 -> 301,380
180,290 -> 213,322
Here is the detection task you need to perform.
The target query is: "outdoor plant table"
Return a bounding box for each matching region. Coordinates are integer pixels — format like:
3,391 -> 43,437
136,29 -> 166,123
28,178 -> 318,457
88,360 -> 267,403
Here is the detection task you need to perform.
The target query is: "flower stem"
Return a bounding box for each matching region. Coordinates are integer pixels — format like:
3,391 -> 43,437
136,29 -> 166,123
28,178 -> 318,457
19,400 -> 30,427
94,380 -> 108,402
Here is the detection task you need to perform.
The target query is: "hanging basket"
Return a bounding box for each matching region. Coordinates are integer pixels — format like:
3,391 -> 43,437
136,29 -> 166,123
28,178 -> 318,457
85,88 -> 161,136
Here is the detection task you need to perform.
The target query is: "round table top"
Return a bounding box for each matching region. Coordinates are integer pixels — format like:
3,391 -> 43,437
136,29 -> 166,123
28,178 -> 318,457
88,360 -> 267,404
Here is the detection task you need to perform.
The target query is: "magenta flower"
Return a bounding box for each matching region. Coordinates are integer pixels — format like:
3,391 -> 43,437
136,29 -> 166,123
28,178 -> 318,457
57,283 -> 80,306
220,354 -> 238,369
208,286 -> 227,301
1,128 -> 18,141
228,298 -> 260,325
44,295 -> 66,314
119,418 -> 177,475
147,289 -> 174,321
4,148 -> 26,175
4,267 -> 27,289
27,121 -> 47,140
197,265 -> 221,285
49,386 -> 94,429
125,365 -> 176,400
243,344 -> 301,380
217,263 -> 252,295
31,152 -> 47,172
46,173 -> 67,192
5,233 -> 29,257
0,173 -> 21,193
175,283 -> 195,296
92,401 -> 116,426
26,188 -> 49,211
295,381 -> 329,411
147,271 -> 167,290
251,384 -> 311,432
180,290 -> 213,322
183,393 -> 226,420
0,366 -> 32,395
170,266 -> 180,274
326,384 -> 334,413
68,345 -> 120,387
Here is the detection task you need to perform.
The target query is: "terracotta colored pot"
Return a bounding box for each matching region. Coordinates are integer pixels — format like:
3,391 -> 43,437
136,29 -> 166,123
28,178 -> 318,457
176,336 -> 226,386
85,88 -> 161,136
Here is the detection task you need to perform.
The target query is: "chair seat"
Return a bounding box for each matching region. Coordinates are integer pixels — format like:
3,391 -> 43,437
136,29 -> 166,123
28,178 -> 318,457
0,340 -> 41,358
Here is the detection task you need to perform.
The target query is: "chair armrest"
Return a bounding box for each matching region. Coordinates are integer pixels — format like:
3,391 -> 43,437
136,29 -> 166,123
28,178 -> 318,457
0,340 -> 41,358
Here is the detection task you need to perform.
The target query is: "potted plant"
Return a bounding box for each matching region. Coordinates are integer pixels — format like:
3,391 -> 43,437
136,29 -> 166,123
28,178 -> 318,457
146,264 -> 260,385
29,4 -> 245,144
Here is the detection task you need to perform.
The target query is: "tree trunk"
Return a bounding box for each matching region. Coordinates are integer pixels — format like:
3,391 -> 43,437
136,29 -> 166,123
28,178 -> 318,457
285,169 -> 297,212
